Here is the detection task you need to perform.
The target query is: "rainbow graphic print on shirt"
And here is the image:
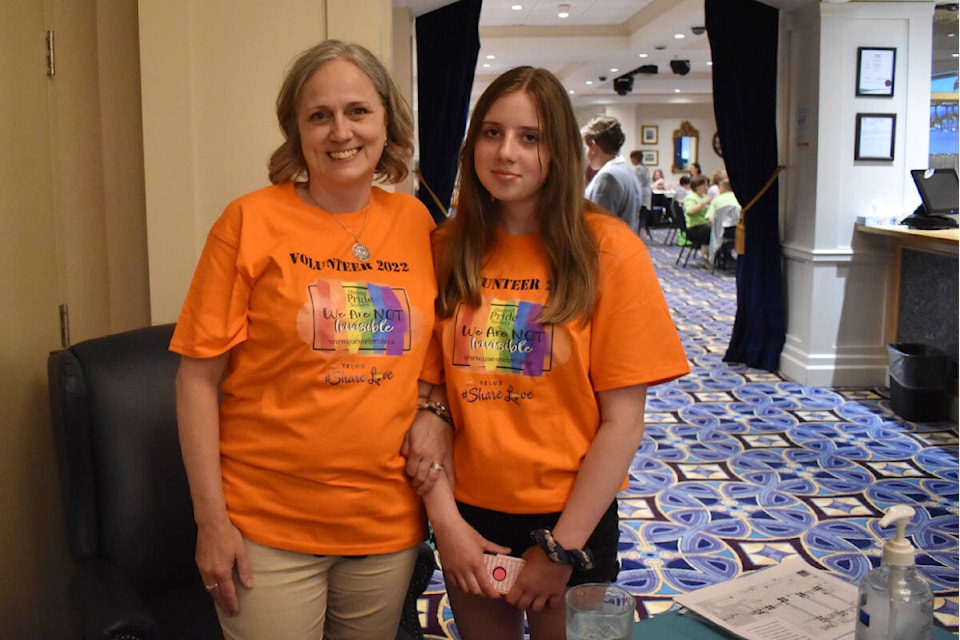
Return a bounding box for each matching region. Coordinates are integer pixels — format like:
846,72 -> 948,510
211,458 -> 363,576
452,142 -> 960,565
305,279 -> 411,355
451,299 -> 553,376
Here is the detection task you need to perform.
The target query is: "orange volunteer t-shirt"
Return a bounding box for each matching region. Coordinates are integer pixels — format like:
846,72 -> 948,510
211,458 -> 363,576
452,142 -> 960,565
171,183 -> 442,556
435,210 -> 689,514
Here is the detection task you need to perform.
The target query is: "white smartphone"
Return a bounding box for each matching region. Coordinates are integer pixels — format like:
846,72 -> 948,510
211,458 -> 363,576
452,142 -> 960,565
482,553 -> 526,594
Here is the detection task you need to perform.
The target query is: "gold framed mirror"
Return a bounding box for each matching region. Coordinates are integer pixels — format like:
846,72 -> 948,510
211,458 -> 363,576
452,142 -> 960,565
672,120 -> 699,173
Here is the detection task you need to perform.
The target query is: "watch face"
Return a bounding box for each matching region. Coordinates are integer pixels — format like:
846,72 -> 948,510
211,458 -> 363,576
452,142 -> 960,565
713,131 -> 722,157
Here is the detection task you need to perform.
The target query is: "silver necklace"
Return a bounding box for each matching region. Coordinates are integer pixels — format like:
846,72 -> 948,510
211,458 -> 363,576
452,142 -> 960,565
302,185 -> 371,261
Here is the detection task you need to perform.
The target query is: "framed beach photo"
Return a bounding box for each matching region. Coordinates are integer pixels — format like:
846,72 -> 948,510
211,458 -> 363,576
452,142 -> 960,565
854,113 -> 896,161
641,125 -> 658,145
641,149 -> 658,166
856,47 -> 896,97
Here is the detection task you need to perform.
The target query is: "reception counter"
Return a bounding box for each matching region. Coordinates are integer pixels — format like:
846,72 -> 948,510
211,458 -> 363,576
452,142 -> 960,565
855,224 -> 958,345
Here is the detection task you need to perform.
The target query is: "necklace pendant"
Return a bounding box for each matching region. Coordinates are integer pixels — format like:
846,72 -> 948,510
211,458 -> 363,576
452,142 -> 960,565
352,242 -> 371,262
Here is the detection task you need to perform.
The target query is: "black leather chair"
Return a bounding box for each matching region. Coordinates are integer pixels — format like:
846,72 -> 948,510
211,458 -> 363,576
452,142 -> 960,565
48,323 -> 435,640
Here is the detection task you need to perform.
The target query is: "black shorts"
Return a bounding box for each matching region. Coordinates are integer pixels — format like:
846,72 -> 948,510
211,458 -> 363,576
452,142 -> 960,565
455,500 -> 620,586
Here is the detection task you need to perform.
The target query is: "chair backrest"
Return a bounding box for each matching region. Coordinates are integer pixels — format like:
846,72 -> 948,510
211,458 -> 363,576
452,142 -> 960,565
713,203 -> 741,229
671,198 -> 688,231
48,324 -> 199,598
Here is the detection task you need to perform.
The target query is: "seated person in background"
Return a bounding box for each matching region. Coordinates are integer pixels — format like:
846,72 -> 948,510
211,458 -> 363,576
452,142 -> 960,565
682,175 -> 713,246
651,168 -> 668,191
705,178 -> 741,262
581,115 -> 643,233
673,175 -> 691,205
705,177 -> 739,220
688,162 -> 703,180
707,169 -> 727,199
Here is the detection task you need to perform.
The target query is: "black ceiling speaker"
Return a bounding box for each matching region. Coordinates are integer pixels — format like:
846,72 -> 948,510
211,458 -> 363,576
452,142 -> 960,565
613,75 -> 634,96
636,65 -> 658,75
670,59 -> 691,76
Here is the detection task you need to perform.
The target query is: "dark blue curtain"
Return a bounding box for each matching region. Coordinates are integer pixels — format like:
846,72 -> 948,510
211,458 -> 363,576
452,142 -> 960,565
706,0 -> 785,372
415,0 -> 482,223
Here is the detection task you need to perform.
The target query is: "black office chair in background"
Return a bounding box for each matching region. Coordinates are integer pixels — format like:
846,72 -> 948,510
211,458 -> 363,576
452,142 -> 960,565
672,200 -> 705,267
660,198 -> 682,246
48,323 -> 434,640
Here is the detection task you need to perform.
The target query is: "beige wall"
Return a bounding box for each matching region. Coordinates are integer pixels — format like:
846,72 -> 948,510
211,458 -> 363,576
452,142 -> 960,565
140,0 -> 328,325
140,0 -> 403,325
52,0 -> 151,341
97,1 -> 152,332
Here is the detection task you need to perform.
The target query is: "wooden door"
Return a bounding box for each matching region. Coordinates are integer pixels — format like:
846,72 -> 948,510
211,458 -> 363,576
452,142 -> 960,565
0,0 -> 77,635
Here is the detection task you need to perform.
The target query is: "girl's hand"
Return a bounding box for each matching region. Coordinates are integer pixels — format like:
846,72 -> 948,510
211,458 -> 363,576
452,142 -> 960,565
433,519 -> 511,599
506,545 -> 572,612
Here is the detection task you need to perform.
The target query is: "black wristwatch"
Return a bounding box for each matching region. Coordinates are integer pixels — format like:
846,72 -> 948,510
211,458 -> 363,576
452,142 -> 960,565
530,528 -> 594,571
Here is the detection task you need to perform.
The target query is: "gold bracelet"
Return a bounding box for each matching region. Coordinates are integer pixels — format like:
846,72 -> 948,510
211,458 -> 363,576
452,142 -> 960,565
417,399 -> 455,431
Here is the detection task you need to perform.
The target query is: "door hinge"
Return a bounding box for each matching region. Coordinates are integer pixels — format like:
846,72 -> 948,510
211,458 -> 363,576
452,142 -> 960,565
45,30 -> 55,77
59,303 -> 70,348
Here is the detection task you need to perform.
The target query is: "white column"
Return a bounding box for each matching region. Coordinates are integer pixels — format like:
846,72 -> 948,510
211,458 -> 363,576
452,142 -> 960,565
779,2 -> 933,386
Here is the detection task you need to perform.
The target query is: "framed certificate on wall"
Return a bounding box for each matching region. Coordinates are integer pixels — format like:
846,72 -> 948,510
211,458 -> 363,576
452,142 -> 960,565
854,113 -> 896,161
856,47 -> 896,97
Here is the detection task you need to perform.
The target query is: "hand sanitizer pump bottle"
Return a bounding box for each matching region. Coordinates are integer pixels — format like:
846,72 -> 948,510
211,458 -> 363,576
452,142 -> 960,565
855,505 -> 934,640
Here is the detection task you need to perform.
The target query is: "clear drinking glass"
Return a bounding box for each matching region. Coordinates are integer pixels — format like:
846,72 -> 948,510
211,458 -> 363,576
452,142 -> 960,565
565,583 -> 635,640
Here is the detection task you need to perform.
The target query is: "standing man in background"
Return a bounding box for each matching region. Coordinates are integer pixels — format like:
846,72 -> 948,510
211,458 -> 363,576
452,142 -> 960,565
581,115 -> 643,234
629,150 -> 653,235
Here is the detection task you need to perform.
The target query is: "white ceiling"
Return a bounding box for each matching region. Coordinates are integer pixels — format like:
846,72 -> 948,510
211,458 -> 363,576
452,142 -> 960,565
395,0 -> 957,108
399,0 -> 716,106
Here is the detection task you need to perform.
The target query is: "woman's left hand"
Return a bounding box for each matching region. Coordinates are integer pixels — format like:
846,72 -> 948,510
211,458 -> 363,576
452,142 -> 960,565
506,545 -> 572,612
401,412 -> 454,494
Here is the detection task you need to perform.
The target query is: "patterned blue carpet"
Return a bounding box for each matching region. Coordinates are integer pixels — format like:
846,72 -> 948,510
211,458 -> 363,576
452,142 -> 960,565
418,233 -> 960,638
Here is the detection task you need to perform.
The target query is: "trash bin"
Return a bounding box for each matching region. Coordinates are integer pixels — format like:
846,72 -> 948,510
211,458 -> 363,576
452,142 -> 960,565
887,343 -> 949,421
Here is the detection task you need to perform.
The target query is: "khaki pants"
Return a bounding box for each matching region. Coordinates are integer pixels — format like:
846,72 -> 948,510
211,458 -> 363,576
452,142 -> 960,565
219,539 -> 418,640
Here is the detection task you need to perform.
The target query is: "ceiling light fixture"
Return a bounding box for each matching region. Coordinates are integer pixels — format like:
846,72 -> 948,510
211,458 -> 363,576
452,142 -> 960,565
674,33 -> 685,39
511,4 -> 523,10
638,53 -> 649,58
558,3 -> 570,18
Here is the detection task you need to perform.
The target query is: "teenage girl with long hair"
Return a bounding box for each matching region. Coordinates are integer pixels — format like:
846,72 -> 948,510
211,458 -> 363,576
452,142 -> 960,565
419,66 -> 689,639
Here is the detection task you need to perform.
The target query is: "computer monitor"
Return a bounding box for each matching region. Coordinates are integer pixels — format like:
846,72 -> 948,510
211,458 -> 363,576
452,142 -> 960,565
910,168 -> 959,216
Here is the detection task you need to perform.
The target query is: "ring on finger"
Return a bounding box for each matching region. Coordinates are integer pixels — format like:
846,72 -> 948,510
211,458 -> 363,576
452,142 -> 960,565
429,462 -> 444,472
204,583 -> 219,591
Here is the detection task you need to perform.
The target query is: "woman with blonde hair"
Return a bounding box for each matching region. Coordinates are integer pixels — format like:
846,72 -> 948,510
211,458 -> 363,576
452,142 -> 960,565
419,66 -> 689,639
172,40 -> 450,639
